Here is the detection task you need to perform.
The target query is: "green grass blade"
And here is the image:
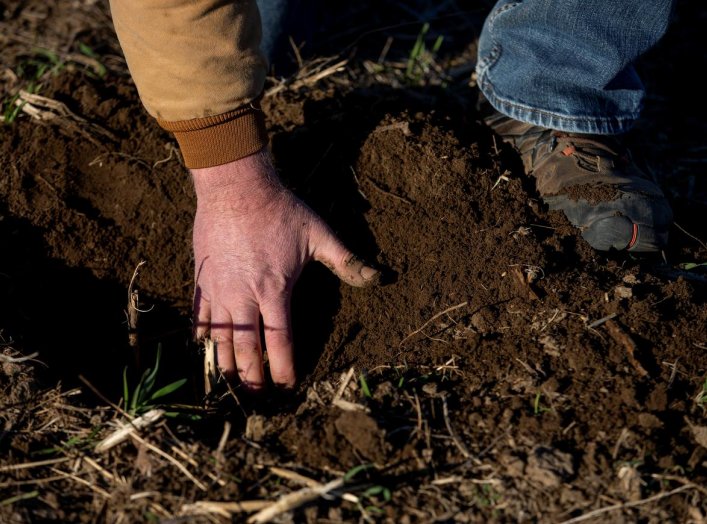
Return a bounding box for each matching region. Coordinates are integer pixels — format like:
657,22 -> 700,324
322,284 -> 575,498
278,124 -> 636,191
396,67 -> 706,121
143,344 -> 163,392
2,95 -> 24,125
432,35 -> 444,54
77,43 -> 107,78
359,373 -> 372,398
78,42 -> 97,58
406,23 -> 429,77
33,47 -> 61,66
679,262 -> 707,271
122,366 -> 130,409
0,491 -> 39,507
131,369 -> 151,414
344,463 -> 374,481
149,378 -> 187,401
363,485 -> 385,498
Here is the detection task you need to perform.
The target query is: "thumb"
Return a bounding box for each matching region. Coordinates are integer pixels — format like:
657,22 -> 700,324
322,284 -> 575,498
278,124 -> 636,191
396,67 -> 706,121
310,222 -> 380,288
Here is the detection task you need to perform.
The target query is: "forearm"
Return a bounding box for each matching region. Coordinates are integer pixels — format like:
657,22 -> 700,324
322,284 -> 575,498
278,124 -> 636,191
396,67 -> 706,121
109,0 -> 269,168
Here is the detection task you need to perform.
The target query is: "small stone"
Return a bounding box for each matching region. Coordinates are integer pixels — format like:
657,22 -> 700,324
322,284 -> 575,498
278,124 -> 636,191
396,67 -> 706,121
373,381 -> 395,401
623,274 -> 640,285
687,420 -> 707,449
245,414 -> 267,442
617,465 -> 643,501
539,335 -> 561,357
422,382 -> 438,396
614,286 -> 633,299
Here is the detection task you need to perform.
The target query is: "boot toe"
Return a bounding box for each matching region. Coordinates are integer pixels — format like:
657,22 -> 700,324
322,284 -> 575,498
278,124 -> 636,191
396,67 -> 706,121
544,191 -> 673,253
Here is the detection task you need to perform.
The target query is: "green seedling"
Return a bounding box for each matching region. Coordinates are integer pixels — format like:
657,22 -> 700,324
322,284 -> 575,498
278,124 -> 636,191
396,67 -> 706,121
343,464 -> 391,518
77,42 -> 107,78
391,364 -> 407,389
344,463 -> 376,481
2,44 -> 106,125
122,344 -> 187,417
405,22 -> 444,84
1,48 -> 64,125
533,391 -> 551,415
0,491 -> 39,507
474,483 -> 501,508
2,92 -> 28,125
34,426 -> 102,456
21,48 -> 64,77
361,483 -> 392,514
363,484 -> 391,501
679,262 -> 707,271
696,377 -> 707,409
359,372 -> 372,398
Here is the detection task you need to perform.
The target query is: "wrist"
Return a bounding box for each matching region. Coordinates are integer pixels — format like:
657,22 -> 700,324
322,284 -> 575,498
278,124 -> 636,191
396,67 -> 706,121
191,148 -> 283,206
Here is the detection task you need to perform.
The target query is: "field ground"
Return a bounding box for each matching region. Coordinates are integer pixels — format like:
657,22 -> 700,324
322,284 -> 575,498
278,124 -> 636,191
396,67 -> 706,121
1,1 -> 706,522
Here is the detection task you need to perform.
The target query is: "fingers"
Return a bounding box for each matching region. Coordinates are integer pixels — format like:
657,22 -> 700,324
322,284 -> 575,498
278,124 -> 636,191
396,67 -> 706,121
209,302 -> 264,389
231,301 -> 265,390
311,223 -> 380,287
206,295 -> 295,390
210,305 -> 236,381
260,295 -> 296,389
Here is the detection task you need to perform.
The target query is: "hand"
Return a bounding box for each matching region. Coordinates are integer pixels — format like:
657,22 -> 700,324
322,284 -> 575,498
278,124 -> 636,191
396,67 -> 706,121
191,148 -> 379,390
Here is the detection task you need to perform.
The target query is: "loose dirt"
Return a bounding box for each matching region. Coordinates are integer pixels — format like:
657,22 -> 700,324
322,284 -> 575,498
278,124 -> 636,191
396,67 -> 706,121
1,1 -> 706,523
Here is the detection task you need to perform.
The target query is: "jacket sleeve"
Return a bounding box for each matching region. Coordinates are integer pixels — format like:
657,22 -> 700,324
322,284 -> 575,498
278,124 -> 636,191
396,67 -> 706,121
108,0 -> 269,169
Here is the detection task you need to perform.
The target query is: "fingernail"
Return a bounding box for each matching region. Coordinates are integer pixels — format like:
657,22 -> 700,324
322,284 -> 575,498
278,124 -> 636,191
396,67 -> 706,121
241,381 -> 266,393
361,266 -> 379,280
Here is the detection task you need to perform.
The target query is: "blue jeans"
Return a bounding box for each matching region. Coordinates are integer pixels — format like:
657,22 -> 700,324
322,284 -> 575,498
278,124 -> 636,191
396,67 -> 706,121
476,0 -> 675,134
257,0 -> 287,64
258,0 -> 674,134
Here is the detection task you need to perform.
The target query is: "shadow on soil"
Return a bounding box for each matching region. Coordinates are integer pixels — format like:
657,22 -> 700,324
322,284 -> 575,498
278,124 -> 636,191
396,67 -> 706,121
0,211 -> 195,402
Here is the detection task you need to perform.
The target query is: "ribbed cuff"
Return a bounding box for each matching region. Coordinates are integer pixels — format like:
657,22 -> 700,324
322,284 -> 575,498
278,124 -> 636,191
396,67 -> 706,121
157,102 -> 269,169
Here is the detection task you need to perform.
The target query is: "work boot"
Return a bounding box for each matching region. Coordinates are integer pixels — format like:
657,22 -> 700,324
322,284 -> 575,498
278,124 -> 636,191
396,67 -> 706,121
478,96 -> 673,252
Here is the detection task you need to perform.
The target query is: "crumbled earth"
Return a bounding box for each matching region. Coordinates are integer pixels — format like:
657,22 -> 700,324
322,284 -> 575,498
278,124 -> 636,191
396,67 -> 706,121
1,1 -> 706,523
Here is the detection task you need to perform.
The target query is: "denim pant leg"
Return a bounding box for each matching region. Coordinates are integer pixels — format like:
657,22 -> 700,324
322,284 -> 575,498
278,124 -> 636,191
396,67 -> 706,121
476,0 -> 674,134
256,0 -> 288,64
256,0 -> 315,72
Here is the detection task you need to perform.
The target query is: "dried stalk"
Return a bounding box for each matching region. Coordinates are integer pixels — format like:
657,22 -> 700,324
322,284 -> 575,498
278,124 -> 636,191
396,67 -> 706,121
126,261 -> 146,367
247,477 -> 346,523
16,90 -> 116,146
94,408 -> 165,452
203,338 -> 217,395
399,301 -> 468,346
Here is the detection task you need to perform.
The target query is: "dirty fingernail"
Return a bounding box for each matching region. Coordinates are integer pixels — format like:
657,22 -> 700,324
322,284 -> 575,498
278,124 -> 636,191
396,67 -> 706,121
361,266 -> 379,280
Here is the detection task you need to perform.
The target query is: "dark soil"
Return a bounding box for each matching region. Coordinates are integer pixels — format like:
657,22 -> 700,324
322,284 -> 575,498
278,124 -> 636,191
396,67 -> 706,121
1,1 -> 706,523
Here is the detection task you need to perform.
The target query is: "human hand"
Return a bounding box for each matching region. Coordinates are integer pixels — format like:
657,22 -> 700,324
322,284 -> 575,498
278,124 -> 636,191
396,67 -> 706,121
191,148 -> 379,390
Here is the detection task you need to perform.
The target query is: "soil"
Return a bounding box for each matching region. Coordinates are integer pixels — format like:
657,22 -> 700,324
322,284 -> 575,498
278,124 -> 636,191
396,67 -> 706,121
1,1 -> 706,523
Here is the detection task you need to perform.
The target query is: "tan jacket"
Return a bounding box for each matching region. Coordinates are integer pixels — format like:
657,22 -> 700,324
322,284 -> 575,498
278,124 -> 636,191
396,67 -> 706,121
109,0 -> 268,168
